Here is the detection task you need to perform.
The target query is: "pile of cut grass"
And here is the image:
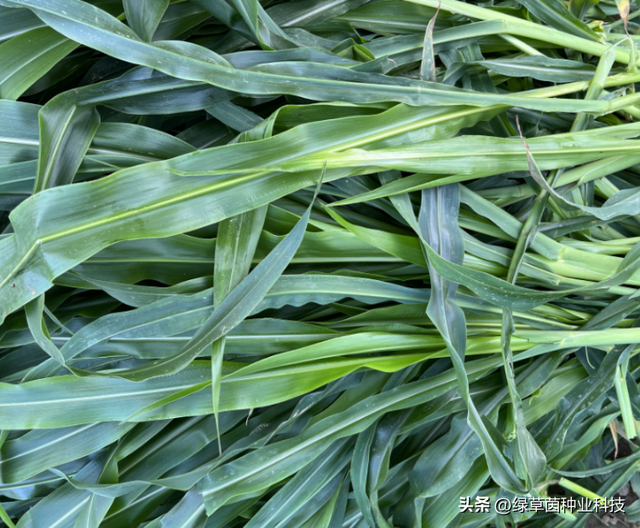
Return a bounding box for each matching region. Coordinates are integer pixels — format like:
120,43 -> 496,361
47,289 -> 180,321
1,0 -> 640,526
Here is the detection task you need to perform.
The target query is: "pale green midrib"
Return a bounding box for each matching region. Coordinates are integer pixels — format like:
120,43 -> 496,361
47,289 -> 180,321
0,136 -> 38,146
80,256 -> 400,263
481,60 -> 593,76
227,353 -> 435,380
47,496 -> 90,528
328,143 -> 640,161
0,384 -> 196,408
38,107 -> 492,244
86,257 -> 216,263
118,416 -> 208,475
0,423 -> 96,464
0,475 -> 65,490
168,143 -> 640,177
60,303 -> 212,359
279,0 -> 345,26
85,148 -> 164,162
229,334 -> 445,377
40,170 -> 269,244
336,16 -> 427,30
50,334 -> 337,343
517,327 -> 640,348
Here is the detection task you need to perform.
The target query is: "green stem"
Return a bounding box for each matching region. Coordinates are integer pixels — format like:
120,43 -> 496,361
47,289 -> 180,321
614,365 -> 637,439
608,9 -> 640,29
558,478 -> 605,502
0,503 -> 16,528
407,0 -> 640,66
495,52 -> 614,462
500,34 -> 545,56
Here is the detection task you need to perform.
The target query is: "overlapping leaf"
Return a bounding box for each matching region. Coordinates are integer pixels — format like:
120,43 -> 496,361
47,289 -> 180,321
0,0 -> 639,526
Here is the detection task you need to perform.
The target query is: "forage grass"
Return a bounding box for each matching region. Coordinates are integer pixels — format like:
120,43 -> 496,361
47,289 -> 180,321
1,0 -> 640,526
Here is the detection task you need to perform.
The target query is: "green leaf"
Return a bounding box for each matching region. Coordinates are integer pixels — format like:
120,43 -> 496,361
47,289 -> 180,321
326,205 -> 576,311
569,0 -> 600,19
196,354 -> 500,514
211,205 -> 266,451
0,422 -> 133,483
410,413 -> 483,498
481,56 -> 597,83
2,0 -> 640,524
123,0 -> 170,42
0,27 -> 77,100
34,92 -> 100,192
243,438 -> 352,527
74,198 -> 312,381
545,343 -> 632,459
419,184 -> 525,494
420,3 -> 439,82
24,294 -> 65,365
516,0 -> 602,41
